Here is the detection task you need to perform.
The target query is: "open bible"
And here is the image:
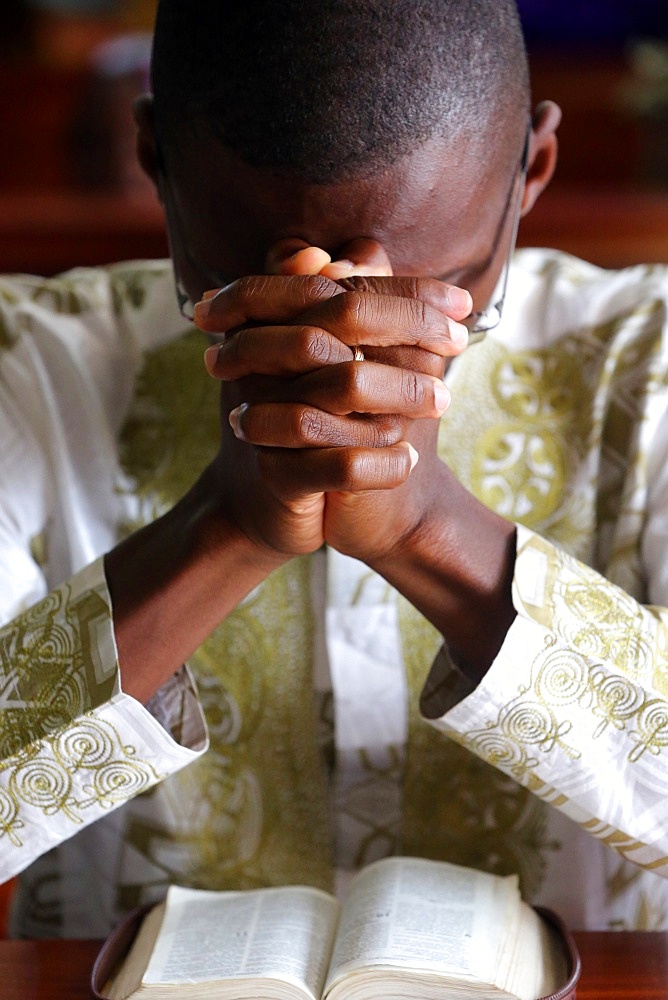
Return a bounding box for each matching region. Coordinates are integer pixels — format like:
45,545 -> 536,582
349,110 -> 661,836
94,856 -> 579,1000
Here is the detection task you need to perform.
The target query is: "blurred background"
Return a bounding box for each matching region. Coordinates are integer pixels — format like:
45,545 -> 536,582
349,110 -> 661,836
0,0 -> 666,273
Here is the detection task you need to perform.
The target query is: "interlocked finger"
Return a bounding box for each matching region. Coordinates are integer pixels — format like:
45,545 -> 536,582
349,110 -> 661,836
206,324 -> 353,379
257,442 -> 418,497
268,359 -> 451,419
229,403 -> 406,449
195,273 -> 472,336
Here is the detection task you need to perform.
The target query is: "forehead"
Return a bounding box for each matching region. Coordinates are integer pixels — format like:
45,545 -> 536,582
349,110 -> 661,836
169,134 -> 510,277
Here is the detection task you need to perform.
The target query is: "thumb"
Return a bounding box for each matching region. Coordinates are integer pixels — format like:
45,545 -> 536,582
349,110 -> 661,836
265,238 -> 332,275
265,237 -> 394,279
319,238 -> 393,279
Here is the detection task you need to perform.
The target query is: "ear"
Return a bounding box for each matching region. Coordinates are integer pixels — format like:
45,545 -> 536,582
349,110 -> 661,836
521,100 -> 562,217
133,93 -> 163,199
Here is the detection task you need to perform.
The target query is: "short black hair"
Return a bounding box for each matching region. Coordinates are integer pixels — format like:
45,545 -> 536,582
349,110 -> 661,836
151,0 -> 530,183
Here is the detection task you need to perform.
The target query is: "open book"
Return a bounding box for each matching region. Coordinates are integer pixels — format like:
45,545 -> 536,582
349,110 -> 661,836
96,856 -> 579,1000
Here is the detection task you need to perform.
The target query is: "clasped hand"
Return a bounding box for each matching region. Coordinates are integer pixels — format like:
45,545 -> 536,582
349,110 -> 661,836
194,238 -> 472,563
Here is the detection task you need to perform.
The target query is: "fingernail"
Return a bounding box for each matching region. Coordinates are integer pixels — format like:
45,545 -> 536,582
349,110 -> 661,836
322,259 -> 356,279
204,343 -> 221,372
448,287 -> 473,316
407,444 -> 419,470
450,321 -> 469,350
194,299 -> 211,324
433,379 -> 450,415
228,404 -> 247,438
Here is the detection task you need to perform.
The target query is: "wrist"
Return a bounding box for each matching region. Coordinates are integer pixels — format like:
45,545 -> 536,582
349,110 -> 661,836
106,466 -> 289,703
195,463 -> 292,577
369,480 -> 517,682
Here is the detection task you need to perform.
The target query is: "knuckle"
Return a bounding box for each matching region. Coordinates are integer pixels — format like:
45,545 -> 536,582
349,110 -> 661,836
411,296 -> 431,333
342,362 -> 366,408
300,273 -> 338,300
234,273 -> 339,314
297,325 -> 339,365
384,446 -> 411,485
403,277 -> 422,301
401,370 -> 423,406
296,407 -> 327,445
415,277 -> 442,300
314,447 -> 355,491
336,291 -> 367,329
392,296 -> 428,345
326,442 -> 410,492
339,449 -> 369,490
372,415 -> 404,446
339,275 -> 373,294
295,274 -> 341,314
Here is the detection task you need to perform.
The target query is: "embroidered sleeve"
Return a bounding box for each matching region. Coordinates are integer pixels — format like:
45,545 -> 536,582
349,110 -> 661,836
0,559 -> 207,882
423,524 -> 668,877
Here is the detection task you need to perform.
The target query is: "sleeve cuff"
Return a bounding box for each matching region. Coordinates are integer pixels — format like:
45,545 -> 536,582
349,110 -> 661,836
421,525 -> 668,875
0,558 -> 208,882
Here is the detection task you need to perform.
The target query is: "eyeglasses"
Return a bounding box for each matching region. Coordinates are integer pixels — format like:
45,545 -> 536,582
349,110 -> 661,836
464,128 -> 530,344
161,126 -> 530,337
160,183 -> 234,323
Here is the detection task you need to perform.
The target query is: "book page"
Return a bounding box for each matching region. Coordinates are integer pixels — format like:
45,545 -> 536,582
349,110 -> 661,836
143,884 -> 339,1000
324,857 -> 517,993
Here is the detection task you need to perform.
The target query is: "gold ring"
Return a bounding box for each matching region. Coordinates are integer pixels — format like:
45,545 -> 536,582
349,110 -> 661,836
352,346 -> 365,362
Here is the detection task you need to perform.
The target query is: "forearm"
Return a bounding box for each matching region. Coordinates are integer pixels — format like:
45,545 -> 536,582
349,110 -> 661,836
105,464 -> 288,703
369,463 -> 517,682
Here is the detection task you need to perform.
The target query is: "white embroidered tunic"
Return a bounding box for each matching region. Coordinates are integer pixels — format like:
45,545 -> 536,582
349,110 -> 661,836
1,250 -> 668,936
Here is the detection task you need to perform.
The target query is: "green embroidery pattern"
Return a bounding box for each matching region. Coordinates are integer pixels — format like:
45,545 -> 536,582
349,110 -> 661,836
0,717 -> 162,847
119,329 -> 216,518
110,265 -> 168,316
0,580 -> 160,848
457,651 -> 668,772
404,305 -> 667,899
0,585 -> 116,759
516,532 -> 668,697
400,600 -> 554,898
1,272 -> 110,352
30,280 -> 87,316
117,332 -> 333,905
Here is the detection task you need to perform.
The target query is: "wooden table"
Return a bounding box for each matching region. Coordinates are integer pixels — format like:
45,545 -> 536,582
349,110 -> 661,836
0,932 -> 666,998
